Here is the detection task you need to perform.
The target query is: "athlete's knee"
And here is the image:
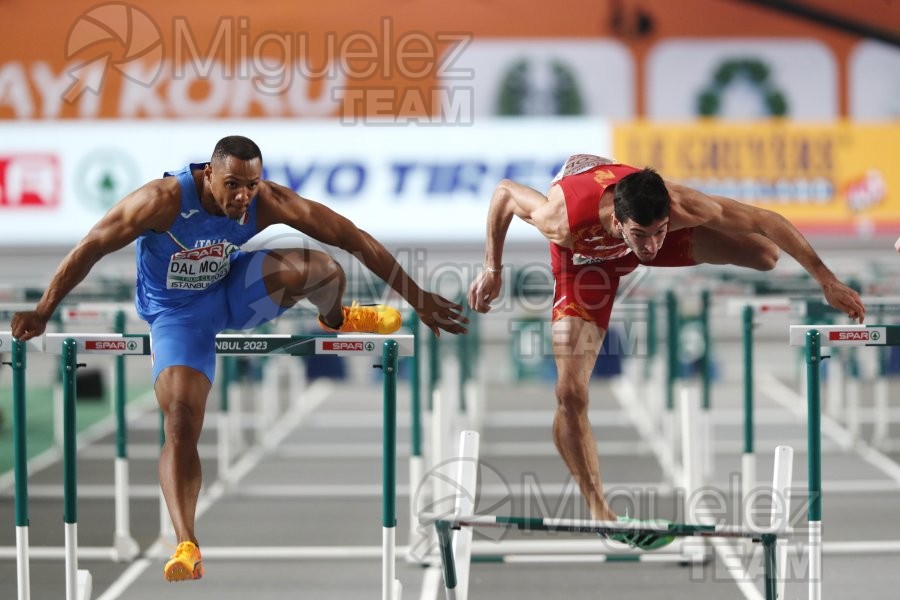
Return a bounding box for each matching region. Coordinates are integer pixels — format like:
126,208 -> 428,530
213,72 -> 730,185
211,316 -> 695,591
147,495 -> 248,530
555,381 -> 590,417
495,179 -> 522,202
163,400 -> 203,446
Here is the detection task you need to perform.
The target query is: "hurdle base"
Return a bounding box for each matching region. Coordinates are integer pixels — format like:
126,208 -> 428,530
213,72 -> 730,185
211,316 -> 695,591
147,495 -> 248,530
78,569 -> 93,600
113,533 -> 140,562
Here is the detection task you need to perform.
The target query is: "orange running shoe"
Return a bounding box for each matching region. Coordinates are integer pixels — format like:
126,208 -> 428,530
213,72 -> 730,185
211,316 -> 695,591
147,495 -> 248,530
318,302 -> 402,335
164,541 -> 203,582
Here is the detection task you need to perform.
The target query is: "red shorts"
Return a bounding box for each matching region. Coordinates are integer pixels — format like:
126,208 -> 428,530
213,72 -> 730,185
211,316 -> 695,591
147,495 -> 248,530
551,228 -> 697,330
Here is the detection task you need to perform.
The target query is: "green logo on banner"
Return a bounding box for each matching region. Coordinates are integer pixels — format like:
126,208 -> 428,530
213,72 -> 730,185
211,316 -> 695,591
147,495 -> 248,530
365,341 -> 375,351
127,340 -> 138,351
497,59 -> 584,116
696,58 -> 788,117
76,149 -> 141,212
871,331 -> 881,341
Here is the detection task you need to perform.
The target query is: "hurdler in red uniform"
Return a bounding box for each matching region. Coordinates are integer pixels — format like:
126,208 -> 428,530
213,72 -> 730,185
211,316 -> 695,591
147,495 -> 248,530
549,155 -> 696,329
467,151 -> 862,545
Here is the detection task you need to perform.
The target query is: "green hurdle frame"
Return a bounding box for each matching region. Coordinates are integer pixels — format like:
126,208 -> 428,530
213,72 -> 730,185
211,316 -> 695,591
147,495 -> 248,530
431,514 -> 780,600
2,331 -> 413,600
788,323 -> 900,600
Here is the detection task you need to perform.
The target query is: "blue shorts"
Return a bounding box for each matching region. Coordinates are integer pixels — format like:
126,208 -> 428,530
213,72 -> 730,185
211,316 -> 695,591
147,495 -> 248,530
148,250 -> 290,383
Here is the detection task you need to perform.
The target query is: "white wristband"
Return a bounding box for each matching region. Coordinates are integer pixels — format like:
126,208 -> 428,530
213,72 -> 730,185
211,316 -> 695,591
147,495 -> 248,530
484,264 -> 503,273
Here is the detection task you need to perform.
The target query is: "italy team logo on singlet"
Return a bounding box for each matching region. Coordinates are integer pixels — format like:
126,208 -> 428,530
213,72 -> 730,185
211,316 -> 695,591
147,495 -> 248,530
166,242 -> 239,290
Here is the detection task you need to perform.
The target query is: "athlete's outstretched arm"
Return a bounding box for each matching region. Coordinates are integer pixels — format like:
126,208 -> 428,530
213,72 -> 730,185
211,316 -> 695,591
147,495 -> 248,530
468,179 -> 561,313
10,180 -> 179,340
258,181 -> 468,336
670,182 -> 866,322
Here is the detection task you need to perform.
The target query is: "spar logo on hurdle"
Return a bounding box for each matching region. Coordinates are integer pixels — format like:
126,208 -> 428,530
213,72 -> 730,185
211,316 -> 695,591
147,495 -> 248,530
320,340 -> 377,352
829,330 -> 881,342
84,339 -> 140,352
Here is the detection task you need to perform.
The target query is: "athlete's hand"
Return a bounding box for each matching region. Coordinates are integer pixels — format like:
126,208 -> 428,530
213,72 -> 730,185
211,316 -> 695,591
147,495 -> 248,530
468,269 -> 502,314
417,292 -> 469,336
894,235 -> 900,253
10,310 -> 49,341
822,280 -> 866,323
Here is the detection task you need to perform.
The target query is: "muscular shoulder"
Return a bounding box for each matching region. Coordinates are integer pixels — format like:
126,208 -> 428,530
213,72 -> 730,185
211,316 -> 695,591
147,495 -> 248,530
125,177 -> 182,232
255,180 -> 309,227
665,181 -> 722,229
533,184 -> 571,245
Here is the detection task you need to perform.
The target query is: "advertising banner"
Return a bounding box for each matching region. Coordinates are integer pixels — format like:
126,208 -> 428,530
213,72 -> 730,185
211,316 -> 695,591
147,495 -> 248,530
0,118 -> 612,245
613,122 -> 900,235
439,39 -> 634,118
645,40 -> 838,120
849,41 -> 900,120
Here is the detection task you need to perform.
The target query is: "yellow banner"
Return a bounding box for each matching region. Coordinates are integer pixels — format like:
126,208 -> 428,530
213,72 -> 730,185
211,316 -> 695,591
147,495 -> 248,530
613,122 -> 900,234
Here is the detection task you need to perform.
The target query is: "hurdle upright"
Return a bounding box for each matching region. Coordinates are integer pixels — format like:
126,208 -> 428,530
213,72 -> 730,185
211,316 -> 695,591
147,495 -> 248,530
2,330 -> 415,600
789,323 -> 900,600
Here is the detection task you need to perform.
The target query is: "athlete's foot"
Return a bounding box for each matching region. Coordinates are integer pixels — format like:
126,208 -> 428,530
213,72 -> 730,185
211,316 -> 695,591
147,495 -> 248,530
164,541 -> 203,582
318,302 -> 402,334
607,516 -> 675,551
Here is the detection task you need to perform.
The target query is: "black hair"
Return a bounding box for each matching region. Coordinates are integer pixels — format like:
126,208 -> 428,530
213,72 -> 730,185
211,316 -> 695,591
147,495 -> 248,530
612,168 -> 670,226
210,135 -> 262,165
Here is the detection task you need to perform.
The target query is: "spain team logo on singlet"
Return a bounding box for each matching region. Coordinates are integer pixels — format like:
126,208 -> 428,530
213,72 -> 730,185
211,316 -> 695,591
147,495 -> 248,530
166,242 -> 239,290
552,156 -> 637,266
593,169 -> 616,184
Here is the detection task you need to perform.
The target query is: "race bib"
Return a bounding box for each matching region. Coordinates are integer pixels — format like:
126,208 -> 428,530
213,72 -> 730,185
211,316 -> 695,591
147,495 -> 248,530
166,242 -> 238,290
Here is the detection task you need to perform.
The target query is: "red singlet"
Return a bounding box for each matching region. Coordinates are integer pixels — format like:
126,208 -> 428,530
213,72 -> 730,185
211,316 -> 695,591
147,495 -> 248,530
549,155 -> 697,329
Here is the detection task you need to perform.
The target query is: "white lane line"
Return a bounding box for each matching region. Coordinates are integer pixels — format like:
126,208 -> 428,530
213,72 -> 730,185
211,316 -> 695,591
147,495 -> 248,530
0,389 -> 158,491
94,379 -> 335,599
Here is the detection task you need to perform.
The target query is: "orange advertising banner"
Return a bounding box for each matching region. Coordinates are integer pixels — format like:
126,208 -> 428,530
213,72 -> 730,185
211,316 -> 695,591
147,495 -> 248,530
0,0 -> 889,121
612,122 -> 900,235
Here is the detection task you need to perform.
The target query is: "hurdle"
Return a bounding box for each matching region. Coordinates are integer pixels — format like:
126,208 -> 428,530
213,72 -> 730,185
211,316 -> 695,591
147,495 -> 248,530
1,330 -> 413,600
790,324 -> 900,600
424,429 -> 794,600
63,306 -> 144,561
731,296 -> 900,495
0,304 -> 154,562
414,378 -> 734,600
424,308 -> 485,552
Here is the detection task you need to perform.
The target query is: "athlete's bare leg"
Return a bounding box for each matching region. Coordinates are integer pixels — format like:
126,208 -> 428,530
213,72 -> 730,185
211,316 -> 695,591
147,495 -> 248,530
260,248 -> 347,326
153,248 -> 357,546
155,366 -> 211,545
691,227 -> 779,270
551,317 -> 617,521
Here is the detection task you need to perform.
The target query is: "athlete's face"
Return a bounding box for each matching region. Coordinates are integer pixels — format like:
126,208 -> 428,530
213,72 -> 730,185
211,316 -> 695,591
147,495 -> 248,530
206,156 -> 261,220
617,217 -> 668,263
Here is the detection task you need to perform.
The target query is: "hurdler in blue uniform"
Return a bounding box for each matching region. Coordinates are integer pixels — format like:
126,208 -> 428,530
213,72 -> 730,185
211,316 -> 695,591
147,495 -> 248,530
136,163 -> 281,384
11,136 -> 469,582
